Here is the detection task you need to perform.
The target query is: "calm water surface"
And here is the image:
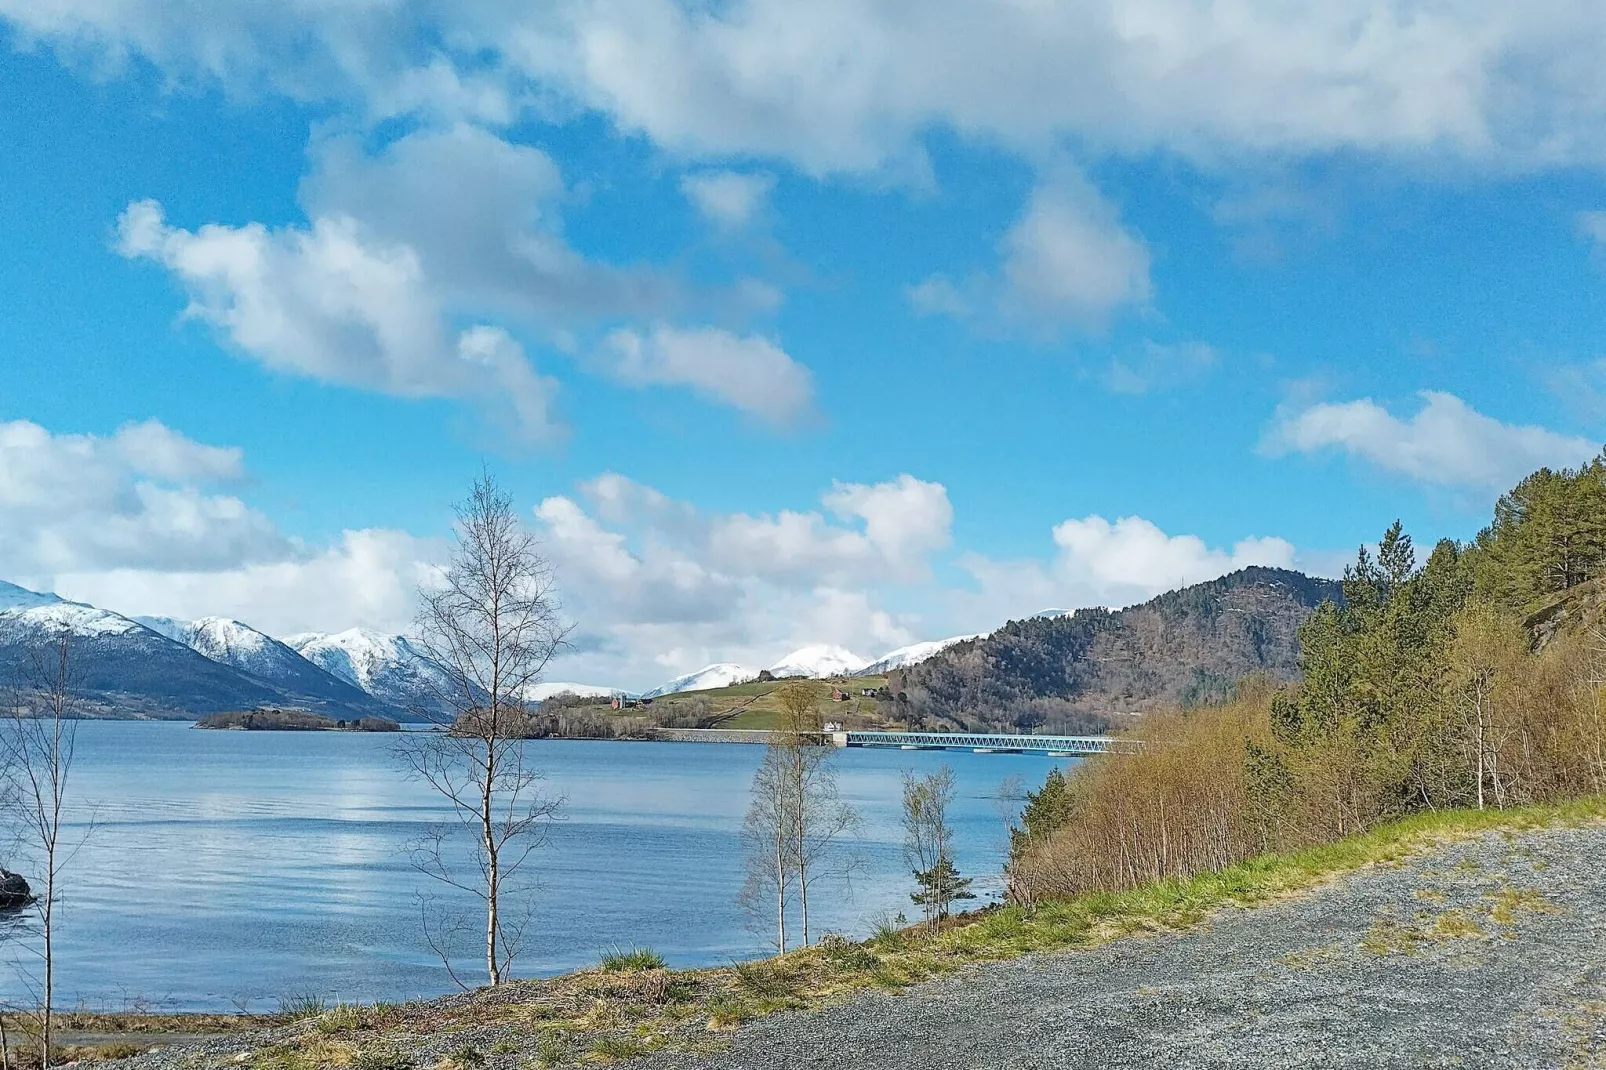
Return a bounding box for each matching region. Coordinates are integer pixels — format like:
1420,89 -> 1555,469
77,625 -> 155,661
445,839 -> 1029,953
0,721 -> 1074,1011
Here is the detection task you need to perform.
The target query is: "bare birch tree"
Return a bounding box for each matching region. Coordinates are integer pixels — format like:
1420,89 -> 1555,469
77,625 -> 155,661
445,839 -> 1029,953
402,473 -> 569,988
738,743 -> 795,952
1,630 -> 93,1068
774,684 -> 857,947
739,684 -> 858,950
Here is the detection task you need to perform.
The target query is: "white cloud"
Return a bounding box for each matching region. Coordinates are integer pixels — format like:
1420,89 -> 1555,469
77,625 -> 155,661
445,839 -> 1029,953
957,515 -> 1296,625
300,124 -> 683,324
999,172 -> 1151,323
19,2 -> 1606,176
117,127 -> 797,438
821,474 -> 953,575
115,198 -> 563,442
1265,390 -> 1598,490
0,418 -> 284,577
1579,210 -> 1606,246
680,170 -> 775,229
57,529 -> 443,638
527,473 -> 952,686
598,325 -> 815,425
907,276 -> 974,318
912,170 -> 1151,328
1106,340 -> 1218,394
0,417 -> 444,636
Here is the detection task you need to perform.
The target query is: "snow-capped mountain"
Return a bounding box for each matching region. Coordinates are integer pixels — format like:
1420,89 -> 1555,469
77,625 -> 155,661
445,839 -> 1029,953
285,629 -> 458,718
857,635 -> 982,675
643,663 -> 758,698
0,582 -> 287,717
1,581 -> 144,638
766,644 -> 870,679
135,615 -> 382,712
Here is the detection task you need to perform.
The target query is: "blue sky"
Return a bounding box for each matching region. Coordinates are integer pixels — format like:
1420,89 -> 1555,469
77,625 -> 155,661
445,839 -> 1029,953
2,4 -> 1605,690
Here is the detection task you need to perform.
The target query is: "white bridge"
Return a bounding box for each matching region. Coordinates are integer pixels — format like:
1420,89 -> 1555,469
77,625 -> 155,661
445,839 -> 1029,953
830,730 -> 1135,756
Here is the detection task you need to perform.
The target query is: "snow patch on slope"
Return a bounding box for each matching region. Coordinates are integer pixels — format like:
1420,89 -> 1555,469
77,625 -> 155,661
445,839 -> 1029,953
858,635 -> 981,675
766,644 -> 870,679
286,628 -> 456,711
643,663 -> 758,698
1,581 -> 143,638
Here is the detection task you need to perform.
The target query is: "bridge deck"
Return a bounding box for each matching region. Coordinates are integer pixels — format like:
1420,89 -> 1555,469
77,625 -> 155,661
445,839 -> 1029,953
838,730 -> 1135,755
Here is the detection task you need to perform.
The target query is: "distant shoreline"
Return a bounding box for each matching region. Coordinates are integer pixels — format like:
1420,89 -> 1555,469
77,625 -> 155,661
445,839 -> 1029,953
193,710 -> 400,732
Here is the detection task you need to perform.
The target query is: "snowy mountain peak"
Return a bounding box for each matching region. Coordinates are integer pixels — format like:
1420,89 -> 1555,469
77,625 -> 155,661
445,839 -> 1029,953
643,662 -> 757,698
285,628 -> 455,714
858,635 -> 981,676
184,617 -> 281,664
766,644 -> 870,679
132,615 -> 191,643
131,614 -> 379,710
0,581 -> 65,612
0,582 -> 142,638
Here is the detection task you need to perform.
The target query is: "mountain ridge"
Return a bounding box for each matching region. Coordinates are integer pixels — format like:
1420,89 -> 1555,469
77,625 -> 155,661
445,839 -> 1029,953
889,566 -> 1344,733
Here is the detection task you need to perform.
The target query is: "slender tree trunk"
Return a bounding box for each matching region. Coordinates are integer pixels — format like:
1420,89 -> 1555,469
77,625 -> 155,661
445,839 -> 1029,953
1476,690 -> 1487,811
774,836 -> 787,953
482,736 -> 501,986
798,867 -> 810,948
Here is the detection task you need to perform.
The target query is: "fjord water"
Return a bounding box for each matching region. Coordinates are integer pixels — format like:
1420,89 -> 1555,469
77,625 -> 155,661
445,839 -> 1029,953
0,721 -> 1073,1011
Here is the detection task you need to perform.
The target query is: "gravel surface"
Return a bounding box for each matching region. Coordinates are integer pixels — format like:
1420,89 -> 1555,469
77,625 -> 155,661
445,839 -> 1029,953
641,824 -> 1606,1070
119,823 -> 1606,1070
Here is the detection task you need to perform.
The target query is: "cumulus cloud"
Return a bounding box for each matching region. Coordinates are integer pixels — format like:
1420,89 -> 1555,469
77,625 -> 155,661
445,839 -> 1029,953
0,418 -> 444,636
598,325 -> 815,425
680,170 -> 776,229
117,126 -> 795,437
0,418 -> 284,577
1265,391 -> 1598,490
57,529 -> 443,638
912,170 -> 1151,328
957,515 -> 1296,625
999,173 -> 1151,322
527,473 -> 952,685
300,124 -> 682,323
115,198 -> 563,442
15,2 -> 1606,177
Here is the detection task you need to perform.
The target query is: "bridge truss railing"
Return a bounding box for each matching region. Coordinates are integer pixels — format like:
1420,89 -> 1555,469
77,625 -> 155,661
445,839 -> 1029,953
841,730 -> 1139,755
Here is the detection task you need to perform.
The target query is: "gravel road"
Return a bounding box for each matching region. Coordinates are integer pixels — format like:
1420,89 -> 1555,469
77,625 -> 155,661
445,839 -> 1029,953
641,823 -> 1606,1070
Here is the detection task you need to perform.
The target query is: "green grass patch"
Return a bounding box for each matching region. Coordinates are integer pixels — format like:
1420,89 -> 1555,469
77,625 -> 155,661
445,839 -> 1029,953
585,1034 -> 646,1061
599,945 -> 667,972
277,994 -> 330,1021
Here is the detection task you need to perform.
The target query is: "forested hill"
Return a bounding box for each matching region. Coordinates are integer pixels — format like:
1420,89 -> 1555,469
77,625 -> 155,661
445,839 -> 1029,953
888,567 -> 1343,734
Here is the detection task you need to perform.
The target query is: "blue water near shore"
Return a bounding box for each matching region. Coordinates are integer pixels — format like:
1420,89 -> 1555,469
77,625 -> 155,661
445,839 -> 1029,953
0,720 -> 1075,1012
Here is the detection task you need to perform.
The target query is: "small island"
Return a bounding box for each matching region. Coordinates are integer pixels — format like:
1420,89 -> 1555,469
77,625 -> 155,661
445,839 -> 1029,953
195,708 -> 400,732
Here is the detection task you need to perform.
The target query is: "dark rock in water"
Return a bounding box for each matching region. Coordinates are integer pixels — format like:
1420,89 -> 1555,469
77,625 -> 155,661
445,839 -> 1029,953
0,870 -> 31,910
